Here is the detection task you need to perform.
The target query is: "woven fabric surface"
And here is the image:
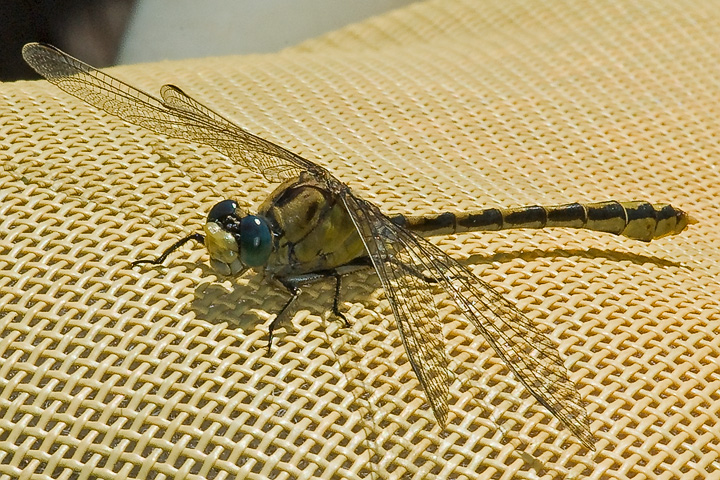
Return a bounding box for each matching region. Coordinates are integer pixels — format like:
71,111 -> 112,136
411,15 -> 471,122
1,0 -> 719,478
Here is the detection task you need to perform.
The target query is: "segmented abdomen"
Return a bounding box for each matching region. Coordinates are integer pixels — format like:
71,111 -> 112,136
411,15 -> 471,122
392,201 -> 694,241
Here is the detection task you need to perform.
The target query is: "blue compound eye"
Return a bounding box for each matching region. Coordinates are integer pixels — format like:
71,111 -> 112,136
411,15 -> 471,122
208,199 -> 238,222
239,215 -> 272,267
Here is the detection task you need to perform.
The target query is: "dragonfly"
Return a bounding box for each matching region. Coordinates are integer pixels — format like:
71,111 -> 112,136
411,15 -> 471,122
22,42 -> 694,451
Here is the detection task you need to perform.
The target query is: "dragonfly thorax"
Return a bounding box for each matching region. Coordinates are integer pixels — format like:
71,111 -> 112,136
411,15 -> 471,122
203,199 -> 273,276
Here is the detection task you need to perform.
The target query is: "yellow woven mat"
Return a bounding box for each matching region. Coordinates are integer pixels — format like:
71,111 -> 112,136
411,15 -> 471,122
2,0 -> 719,478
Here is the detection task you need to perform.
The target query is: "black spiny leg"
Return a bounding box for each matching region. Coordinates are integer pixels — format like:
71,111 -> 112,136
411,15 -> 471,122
267,267 -> 365,353
331,272 -> 350,328
267,278 -> 302,354
132,233 -> 205,267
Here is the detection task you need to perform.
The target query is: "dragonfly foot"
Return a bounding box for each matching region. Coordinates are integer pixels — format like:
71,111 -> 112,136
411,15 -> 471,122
331,308 -> 351,328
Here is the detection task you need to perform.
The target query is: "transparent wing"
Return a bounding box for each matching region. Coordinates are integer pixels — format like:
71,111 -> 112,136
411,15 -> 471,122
342,193 -> 596,449
22,42 -> 322,182
341,192 -> 453,423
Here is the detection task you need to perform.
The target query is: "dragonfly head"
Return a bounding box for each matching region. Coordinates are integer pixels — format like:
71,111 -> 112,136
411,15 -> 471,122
203,199 -> 273,276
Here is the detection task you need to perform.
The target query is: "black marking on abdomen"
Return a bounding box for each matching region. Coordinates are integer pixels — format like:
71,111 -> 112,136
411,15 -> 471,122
390,211 -> 457,234
586,201 -> 625,222
546,203 -> 587,226
458,208 -> 504,231
624,201 -> 656,222
654,204 -> 677,222
503,205 -> 547,228
585,201 -> 627,235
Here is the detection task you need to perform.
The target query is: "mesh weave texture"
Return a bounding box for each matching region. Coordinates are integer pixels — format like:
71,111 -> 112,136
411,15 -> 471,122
1,0 -> 719,478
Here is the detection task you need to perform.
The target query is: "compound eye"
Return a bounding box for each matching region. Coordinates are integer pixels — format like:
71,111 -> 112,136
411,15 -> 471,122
208,199 -> 238,222
239,215 -> 272,267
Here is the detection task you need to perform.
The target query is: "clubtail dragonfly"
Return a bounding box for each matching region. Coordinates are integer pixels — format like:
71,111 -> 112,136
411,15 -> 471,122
22,42 -> 694,450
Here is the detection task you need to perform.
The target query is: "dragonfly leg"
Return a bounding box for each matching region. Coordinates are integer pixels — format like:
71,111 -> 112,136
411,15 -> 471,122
268,267 -> 369,353
132,233 -> 205,267
268,278 -> 302,353
331,272 -> 350,327
330,256 -> 384,327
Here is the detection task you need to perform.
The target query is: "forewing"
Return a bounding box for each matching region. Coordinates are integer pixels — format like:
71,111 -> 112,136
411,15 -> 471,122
342,193 -> 453,424
343,193 -> 596,449
21,42 -> 322,181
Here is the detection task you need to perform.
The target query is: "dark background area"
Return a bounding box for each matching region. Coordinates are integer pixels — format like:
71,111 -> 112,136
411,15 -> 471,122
1,0 -> 135,81
2,0 -> 417,82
